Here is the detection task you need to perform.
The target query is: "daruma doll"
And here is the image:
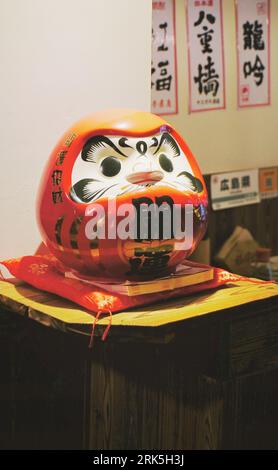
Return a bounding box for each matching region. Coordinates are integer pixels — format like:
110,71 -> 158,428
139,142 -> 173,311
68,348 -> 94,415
37,109 -> 208,279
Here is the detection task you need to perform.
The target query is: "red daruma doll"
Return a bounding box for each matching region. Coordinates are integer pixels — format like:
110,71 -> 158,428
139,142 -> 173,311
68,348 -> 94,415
37,109 -> 208,279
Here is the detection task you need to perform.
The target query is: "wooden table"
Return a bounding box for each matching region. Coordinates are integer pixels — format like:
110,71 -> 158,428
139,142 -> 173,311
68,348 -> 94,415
0,278 -> 278,449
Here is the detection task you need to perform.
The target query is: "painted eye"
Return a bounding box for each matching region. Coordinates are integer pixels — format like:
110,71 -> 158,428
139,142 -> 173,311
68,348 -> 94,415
100,156 -> 121,177
159,153 -> 173,172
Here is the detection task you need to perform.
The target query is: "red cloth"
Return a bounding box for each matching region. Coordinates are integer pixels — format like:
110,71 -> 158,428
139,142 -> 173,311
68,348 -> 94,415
0,254 -> 243,314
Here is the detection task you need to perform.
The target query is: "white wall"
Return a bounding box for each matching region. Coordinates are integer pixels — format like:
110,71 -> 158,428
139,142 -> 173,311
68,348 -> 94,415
0,0 -> 152,259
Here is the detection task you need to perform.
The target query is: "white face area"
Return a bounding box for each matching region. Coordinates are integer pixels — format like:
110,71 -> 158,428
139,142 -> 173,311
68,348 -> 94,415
70,132 -> 204,203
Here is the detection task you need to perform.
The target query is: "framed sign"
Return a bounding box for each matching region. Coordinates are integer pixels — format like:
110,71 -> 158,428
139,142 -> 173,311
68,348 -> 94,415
259,167 -> 278,199
236,0 -> 271,108
211,169 -> 260,210
151,0 -> 178,115
186,0 -> 226,112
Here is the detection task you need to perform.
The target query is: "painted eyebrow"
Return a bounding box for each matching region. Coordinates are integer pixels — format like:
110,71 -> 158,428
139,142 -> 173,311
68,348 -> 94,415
119,137 -> 134,149
153,133 -> 180,157
82,135 -> 128,161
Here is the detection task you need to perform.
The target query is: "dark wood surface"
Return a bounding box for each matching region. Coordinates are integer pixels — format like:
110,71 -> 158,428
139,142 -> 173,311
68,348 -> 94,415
0,175 -> 277,448
1,292 -> 278,449
204,175 -> 278,260
1,183 -> 278,449
0,311 -> 88,449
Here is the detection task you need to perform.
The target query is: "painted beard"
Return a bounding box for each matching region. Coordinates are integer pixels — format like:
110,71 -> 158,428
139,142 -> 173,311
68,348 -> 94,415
70,132 -> 204,204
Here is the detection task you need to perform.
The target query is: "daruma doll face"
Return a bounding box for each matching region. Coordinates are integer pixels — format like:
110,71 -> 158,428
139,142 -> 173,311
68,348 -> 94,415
37,109 -> 208,278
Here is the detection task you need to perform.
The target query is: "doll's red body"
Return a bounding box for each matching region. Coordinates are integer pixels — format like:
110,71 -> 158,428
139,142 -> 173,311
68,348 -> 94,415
37,109 -> 208,278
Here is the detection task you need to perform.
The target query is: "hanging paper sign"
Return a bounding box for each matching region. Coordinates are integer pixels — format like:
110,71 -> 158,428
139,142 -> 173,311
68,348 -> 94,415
236,0 -> 270,108
151,0 -> 178,115
211,169 -> 260,210
259,167 -> 278,199
186,0 -> 226,113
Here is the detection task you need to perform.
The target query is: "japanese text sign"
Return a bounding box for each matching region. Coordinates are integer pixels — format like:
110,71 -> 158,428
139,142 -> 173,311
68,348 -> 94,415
187,0 -> 226,112
211,169 -> 260,210
151,0 -> 178,115
236,0 -> 270,108
259,167 -> 278,199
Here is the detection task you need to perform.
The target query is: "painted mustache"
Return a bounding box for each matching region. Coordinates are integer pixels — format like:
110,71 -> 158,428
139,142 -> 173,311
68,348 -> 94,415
70,172 -> 204,204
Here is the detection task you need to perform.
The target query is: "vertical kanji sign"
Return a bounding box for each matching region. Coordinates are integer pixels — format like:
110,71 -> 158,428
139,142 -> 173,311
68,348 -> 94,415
236,0 -> 270,108
151,0 -> 178,115
187,0 -> 226,113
